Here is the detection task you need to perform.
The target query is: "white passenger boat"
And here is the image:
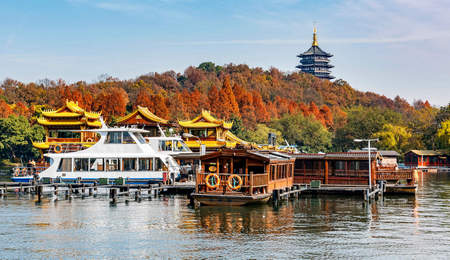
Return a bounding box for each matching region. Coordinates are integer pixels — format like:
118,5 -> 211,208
12,127 -> 180,184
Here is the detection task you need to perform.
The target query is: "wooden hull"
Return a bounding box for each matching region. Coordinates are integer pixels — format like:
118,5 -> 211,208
191,193 -> 271,206
385,184 -> 417,194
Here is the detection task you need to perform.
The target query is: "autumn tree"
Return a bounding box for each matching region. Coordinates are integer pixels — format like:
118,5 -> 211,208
93,87 -> 129,122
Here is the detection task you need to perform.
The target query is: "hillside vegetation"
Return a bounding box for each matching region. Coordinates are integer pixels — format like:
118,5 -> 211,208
0,62 -> 449,162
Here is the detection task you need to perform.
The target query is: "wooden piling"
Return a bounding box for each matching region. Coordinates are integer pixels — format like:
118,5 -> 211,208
37,185 -> 43,203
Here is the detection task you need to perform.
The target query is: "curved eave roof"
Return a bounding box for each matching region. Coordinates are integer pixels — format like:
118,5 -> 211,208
225,132 -> 248,145
42,111 -> 82,118
37,117 -> 102,127
117,106 -> 169,124
44,100 -> 101,119
179,110 -> 232,129
298,46 -> 332,57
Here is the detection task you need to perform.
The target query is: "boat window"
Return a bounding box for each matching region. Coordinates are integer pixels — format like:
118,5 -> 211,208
190,129 -> 207,138
57,158 -> 72,172
335,161 -> 345,170
105,132 -> 122,144
135,133 -> 147,144
123,158 -> 136,171
74,158 -> 89,172
270,165 -> 275,180
139,158 -> 153,171
159,140 -> 172,151
105,158 -> 120,171
122,132 -> 136,144
173,140 -> 190,152
155,158 -> 165,171
90,158 -> 104,171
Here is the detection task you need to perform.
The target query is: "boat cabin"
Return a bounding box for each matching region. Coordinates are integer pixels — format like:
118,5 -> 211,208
193,149 -> 295,205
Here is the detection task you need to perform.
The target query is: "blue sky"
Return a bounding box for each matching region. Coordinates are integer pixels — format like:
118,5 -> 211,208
1,0 -> 449,106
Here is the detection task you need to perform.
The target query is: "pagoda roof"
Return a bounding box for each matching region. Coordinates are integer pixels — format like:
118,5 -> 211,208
298,46 -> 332,58
179,110 -> 233,129
42,100 -> 101,120
36,117 -> 102,128
117,106 -> 169,125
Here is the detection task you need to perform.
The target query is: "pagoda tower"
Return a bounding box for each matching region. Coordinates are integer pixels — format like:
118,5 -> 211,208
296,27 -> 334,80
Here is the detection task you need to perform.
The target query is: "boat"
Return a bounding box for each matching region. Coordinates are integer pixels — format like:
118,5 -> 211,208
191,149 -> 295,206
11,126 -> 180,184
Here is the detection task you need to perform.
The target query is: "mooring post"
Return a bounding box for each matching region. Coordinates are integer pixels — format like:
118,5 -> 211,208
272,189 -> 279,204
110,188 -> 118,205
89,188 -> 93,196
37,185 -> 43,203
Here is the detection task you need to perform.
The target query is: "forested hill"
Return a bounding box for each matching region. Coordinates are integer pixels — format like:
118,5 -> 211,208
0,62 -> 449,159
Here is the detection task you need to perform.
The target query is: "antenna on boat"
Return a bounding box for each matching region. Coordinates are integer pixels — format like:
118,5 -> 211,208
157,124 -> 166,137
99,116 -> 108,129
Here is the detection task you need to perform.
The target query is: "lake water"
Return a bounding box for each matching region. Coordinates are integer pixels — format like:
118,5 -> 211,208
0,173 -> 449,259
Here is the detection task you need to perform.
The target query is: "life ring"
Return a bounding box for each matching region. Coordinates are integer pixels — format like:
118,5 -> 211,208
54,144 -> 63,153
86,138 -> 94,142
208,165 -> 217,172
205,173 -> 220,189
227,174 -> 243,190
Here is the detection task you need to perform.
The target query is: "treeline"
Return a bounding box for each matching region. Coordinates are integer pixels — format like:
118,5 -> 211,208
0,62 -> 449,162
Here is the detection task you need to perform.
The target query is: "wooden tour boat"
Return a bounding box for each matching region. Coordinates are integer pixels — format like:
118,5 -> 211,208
191,149 -> 295,206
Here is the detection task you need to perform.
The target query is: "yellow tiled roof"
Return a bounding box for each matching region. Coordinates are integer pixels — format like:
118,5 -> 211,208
37,117 -> 84,126
36,117 -> 102,127
43,100 -> 101,119
42,111 -> 82,117
179,110 -> 232,129
226,131 -> 249,145
184,140 -> 236,149
117,106 -> 169,124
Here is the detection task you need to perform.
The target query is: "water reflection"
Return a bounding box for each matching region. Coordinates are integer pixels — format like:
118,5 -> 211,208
0,173 -> 449,258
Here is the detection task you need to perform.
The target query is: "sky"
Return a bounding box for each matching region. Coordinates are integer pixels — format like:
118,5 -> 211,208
1,0 -> 449,106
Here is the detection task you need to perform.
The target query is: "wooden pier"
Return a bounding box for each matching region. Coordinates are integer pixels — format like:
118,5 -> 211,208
0,181 -> 195,205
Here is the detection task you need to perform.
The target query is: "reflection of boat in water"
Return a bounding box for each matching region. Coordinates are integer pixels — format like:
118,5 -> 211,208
191,149 -> 295,206
12,127 -> 179,184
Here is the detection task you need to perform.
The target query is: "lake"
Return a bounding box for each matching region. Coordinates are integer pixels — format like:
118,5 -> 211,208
0,172 -> 449,259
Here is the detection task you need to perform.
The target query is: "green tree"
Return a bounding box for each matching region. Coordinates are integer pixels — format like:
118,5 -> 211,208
198,62 -> 216,73
333,106 -> 403,151
246,124 -> 282,145
271,113 -> 331,152
436,119 -> 450,151
0,115 -> 45,163
373,124 -> 413,153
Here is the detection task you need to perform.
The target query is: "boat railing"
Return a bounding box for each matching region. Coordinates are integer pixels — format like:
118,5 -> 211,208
12,167 -> 47,177
376,169 -> 414,181
196,172 -> 269,194
332,169 -> 369,177
47,143 -> 87,153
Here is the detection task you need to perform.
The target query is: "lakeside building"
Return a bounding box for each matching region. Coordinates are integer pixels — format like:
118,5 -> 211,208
33,100 -> 101,154
349,149 -> 400,169
116,106 -> 173,137
293,151 -> 415,190
179,110 -> 249,151
296,27 -> 334,80
404,150 -> 450,168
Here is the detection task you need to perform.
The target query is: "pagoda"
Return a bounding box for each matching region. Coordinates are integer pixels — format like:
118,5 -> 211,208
33,100 -> 102,152
179,110 -> 249,151
297,27 -> 334,80
116,106 -> 173,136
